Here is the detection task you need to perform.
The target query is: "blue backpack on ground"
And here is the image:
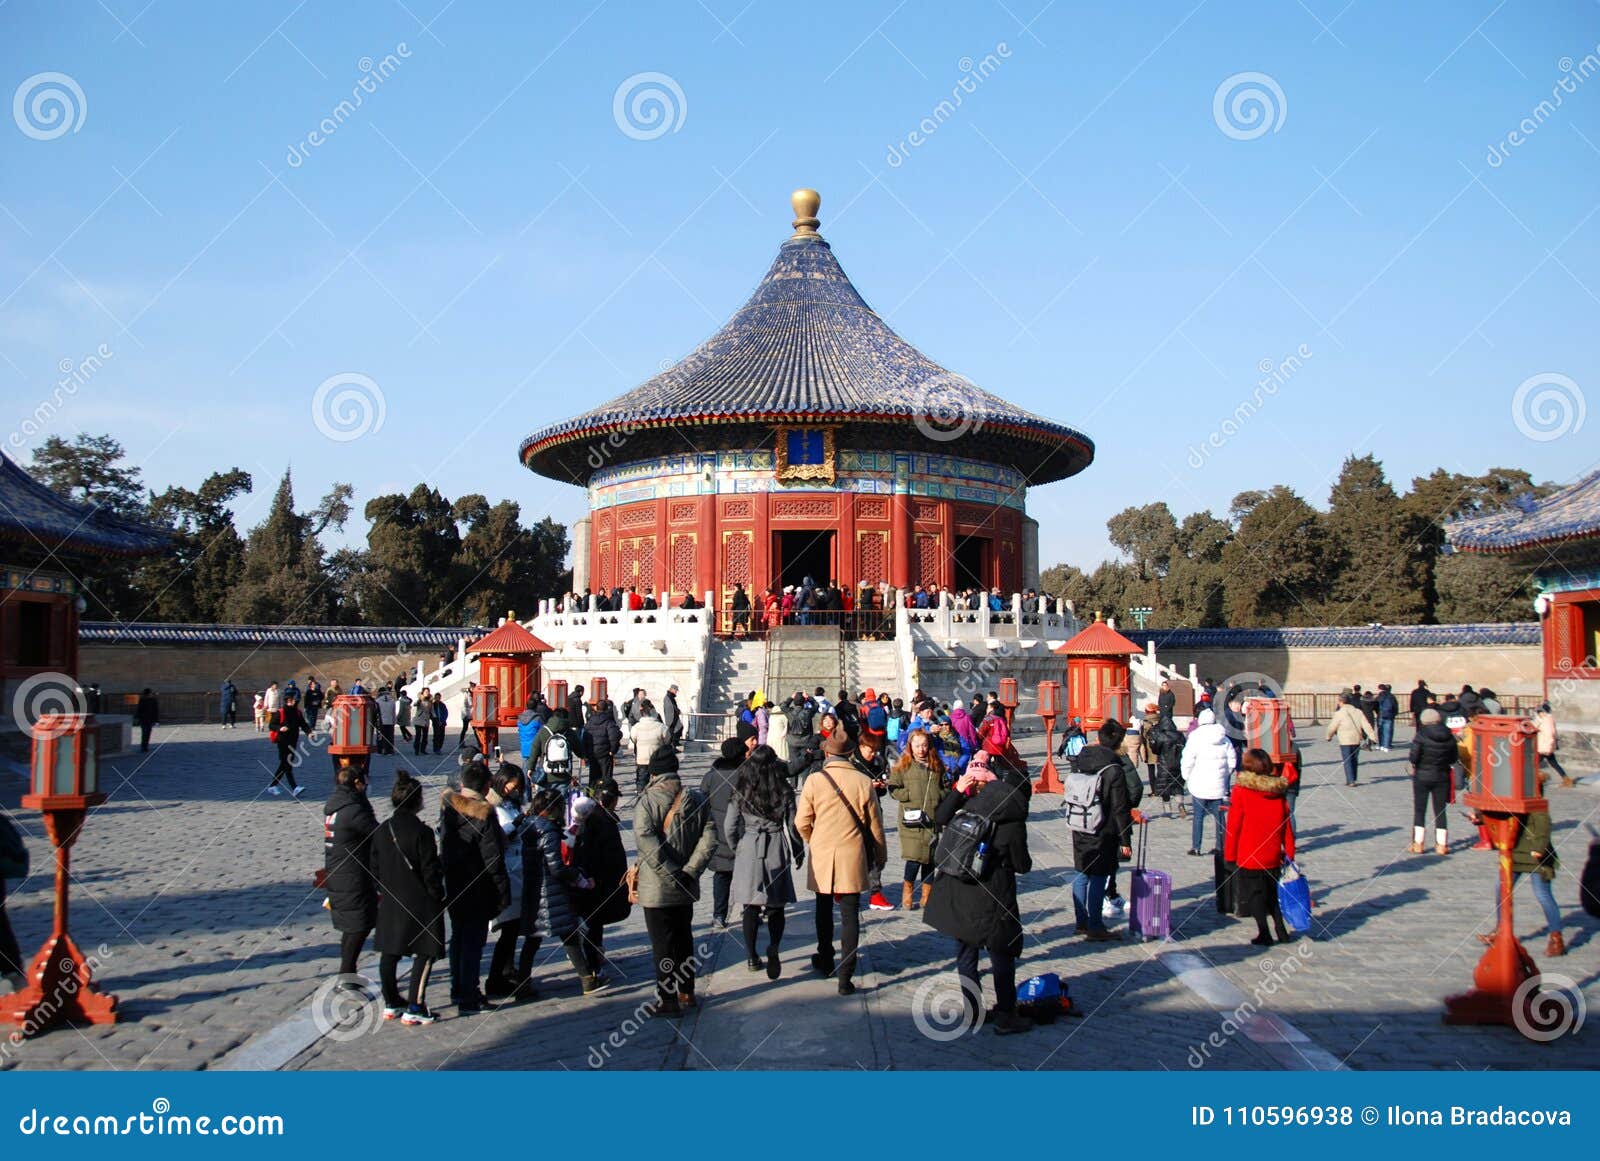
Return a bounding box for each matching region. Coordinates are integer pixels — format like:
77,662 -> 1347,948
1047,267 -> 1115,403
1015,973 -> 1071,1022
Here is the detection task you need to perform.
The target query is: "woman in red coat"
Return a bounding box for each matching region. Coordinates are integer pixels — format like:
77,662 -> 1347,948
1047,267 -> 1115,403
1224,748 -> 1296,946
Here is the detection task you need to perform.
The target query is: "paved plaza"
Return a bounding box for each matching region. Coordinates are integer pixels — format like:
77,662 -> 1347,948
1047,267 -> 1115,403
1,724 -> 1596,1071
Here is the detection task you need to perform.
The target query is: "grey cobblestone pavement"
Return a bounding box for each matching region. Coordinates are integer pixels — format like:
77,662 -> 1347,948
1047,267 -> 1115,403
2,724 -> 1595,1070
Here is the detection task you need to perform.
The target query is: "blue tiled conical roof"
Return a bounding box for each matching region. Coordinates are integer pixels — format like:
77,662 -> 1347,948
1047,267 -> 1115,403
520,214 -> 1093,486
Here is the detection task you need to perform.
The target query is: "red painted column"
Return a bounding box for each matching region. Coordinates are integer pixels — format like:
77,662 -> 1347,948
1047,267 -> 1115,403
890,493 -> 911,589
939,499 -> 956,591
698,493 -> 716,607
838,492 -> 857,588
753,491 -> 772,596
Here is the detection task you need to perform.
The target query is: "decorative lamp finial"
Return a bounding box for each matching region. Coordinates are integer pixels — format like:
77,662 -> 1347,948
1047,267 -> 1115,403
790,188 -> 821,237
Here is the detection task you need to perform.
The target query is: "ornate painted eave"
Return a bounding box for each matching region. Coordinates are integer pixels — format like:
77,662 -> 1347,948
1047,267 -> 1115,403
0,454 -> 171,558
80,622 -> 481,647
520,190 -> 1094,488
1446,470 -> 1600,556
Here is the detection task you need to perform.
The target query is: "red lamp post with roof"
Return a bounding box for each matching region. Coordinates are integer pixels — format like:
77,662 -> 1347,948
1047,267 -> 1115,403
2,714 -> 118,1033
997,678 -> 1018,730
468,614 -> 551,730
1443,714 -> 1547,1034
326,693 -> 373,778
1053,614 -> 1142,734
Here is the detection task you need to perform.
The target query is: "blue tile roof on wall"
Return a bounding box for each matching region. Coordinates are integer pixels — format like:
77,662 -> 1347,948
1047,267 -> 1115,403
1126,623 -> 1541,649
1446,470 -> 1600,554
0,455 -> 170,557
520,228 -> 1094,485
80,623 -> 481,647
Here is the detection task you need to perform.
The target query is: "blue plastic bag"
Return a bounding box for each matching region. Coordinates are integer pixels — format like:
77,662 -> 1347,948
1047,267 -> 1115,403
1278,860 -> 1312,933
1016,972 -> 1063,1007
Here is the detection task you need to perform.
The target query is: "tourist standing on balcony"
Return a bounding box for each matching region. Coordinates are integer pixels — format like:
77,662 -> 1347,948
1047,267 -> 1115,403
1324,693 -> 1377,786
796,735 -> 887,995
726,744 -> 802,978
730,583 -> 751,636
1181,709 -> 1233,854
634,750 -> 717,1016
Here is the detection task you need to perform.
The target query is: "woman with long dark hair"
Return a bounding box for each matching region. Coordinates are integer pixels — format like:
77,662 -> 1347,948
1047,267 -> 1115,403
372,771 -> 446,1023
725,744 -> 803,978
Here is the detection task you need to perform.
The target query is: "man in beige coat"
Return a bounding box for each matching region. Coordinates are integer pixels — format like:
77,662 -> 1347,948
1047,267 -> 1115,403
796,734 -> 888,995
1325,692 -> 1378,786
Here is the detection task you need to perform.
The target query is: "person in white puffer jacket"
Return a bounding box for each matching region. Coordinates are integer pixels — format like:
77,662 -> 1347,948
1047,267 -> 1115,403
1181,708 -> 1236,856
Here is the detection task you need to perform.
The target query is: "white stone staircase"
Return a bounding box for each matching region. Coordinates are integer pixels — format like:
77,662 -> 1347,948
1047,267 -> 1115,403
845,639 -> 904,701
700,637 -> 767,718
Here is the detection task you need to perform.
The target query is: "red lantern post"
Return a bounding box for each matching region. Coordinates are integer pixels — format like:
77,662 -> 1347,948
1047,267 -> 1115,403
1244,697 -> 1295,764
326,693 -> 373,778
591,676 -> 608,707
997,678 -> 1018,729
547,679 -> 568,715
1032,680 -> 1065,795
1,713 -> 118,1033
468,615 -> 551,729
1444,715 -> 1547,1035
471,684 -> 500,755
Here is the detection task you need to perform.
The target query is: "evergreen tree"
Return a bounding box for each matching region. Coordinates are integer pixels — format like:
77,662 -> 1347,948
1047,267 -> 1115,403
28,433 -> 148,618
135,469 -> 253,621
226,469 -> 350,624
1165,511 -> 1231,627
1221,486 -> 1328,626
1322,455 -> 1427,624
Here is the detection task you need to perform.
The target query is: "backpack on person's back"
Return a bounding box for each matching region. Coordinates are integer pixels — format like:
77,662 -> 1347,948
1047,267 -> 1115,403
1062,768 -> 1104,835
932,809 -> 995,883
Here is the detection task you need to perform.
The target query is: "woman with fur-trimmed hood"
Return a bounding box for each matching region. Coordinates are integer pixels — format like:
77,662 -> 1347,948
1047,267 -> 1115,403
1222,748 -> 1296,947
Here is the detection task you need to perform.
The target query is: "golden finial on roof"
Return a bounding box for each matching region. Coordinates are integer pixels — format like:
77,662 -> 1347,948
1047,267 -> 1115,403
791,188 -> 821,237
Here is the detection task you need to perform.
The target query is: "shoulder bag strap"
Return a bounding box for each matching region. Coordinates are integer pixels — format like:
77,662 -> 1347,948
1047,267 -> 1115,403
817,768 -> 874,847
659,787 -> 685,842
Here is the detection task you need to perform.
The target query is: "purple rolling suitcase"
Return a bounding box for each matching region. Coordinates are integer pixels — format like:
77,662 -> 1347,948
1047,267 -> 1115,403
1128,820 -> 1172,941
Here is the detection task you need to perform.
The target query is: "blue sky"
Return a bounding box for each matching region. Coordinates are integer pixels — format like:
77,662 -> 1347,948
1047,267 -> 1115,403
2,0 -> 1596,572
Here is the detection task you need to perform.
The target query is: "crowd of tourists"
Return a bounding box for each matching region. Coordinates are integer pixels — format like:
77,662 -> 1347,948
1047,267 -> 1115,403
277,669 -> 1594,1036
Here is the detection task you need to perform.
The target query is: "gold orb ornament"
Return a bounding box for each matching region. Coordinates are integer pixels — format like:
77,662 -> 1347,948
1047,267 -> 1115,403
791,188 -> 821,236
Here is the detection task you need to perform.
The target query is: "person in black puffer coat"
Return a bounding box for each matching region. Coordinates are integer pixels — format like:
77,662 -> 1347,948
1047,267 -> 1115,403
1069,734 -> 1133,941
1150,714 -> 1187,817
371,771 -> 446,1022
323,762 -> 378,980
521,789 -> 605,995
1407,707 -> 1460,855
585,699 -> 623,793
439,763 -> 511,1013
923,753 -> 1033,1036
571,784 -> 631,980
702,737 -> 746,928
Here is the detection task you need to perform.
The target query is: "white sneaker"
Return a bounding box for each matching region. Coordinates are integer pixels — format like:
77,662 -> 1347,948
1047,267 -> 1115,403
291,786 -> 305,798
1102,897 -> 1126,921
266,785 -> 282,797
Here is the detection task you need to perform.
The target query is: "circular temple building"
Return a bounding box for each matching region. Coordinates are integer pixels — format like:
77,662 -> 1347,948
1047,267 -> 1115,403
520,189 -> 1094,606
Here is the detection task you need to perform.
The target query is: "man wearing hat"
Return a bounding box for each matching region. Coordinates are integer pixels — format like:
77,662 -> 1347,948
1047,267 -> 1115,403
796,733 -> 888,994
633,750 -> 718,1016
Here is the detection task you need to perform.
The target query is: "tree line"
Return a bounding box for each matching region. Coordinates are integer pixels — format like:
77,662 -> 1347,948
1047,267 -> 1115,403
29,433 -> 570,627
1040,455 -> 1548,628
